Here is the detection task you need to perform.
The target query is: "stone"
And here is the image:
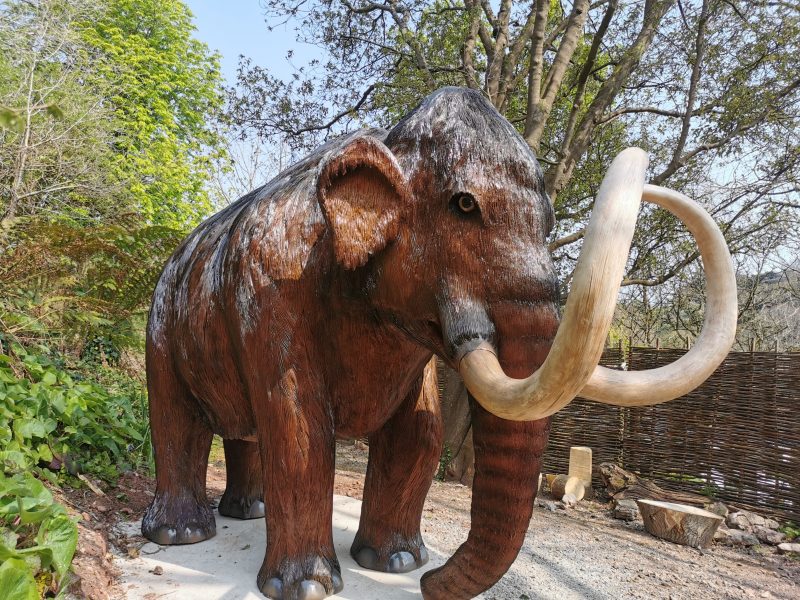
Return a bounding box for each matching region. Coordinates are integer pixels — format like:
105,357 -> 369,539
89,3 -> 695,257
613,499 -> 640,521
753,526 -> 786,545
705,501 -> 729,518
726,511 -> 750,530
726,510 -> 767,531
714,526 -> 730,542
541,500 -> 559,512
764,518 -> 780,530
722,529 -> 760,547
777,542 -> 800,555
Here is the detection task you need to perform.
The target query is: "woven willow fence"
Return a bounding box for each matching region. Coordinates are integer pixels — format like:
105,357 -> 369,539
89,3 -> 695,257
543,346 -> 800,522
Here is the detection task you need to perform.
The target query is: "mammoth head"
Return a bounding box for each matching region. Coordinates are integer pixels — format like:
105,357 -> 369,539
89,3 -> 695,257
318,87 -> 738,421
452,145 -> 739,420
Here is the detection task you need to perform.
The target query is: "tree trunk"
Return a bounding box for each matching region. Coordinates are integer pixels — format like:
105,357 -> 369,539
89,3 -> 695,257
437,359 -> 474,485
637,499 -> 723,548
599,463 -> 710,506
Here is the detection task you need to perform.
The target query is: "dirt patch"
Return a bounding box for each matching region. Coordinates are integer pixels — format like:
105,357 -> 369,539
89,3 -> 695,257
54,471 -> 159,599
69,522 -> 119,600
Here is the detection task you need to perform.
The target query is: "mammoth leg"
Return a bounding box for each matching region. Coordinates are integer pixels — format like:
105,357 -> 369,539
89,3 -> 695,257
142,345 -> 215,545
420,398 -> 549,599
252,369 -> 342,600
351,360 -> 442,573
218,439 -> 264,519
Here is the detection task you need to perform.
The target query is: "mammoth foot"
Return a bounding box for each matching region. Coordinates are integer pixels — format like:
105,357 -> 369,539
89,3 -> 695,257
258,555 -> 343,600
217,492 -> 265,520
350,537 -> 429,574
142,493 -> 216,545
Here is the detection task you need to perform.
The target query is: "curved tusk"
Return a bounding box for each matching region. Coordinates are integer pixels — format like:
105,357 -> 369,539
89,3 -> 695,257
580,184 -> 737,406
460,147 -> 649,421
459,149 -> 738,421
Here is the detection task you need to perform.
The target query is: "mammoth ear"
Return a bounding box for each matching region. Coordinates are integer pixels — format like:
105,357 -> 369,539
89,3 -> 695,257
317,136 -> 409,269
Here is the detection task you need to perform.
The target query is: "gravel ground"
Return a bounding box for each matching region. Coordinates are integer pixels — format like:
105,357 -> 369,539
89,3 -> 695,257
334,441 -> 800,600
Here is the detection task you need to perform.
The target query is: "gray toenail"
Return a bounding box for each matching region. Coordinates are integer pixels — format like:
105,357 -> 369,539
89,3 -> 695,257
354,546 -> 378,570
298,580 -> 327,600
387,551 -> 416,573
261,577 -> 283,599
181,526 -> 213,544
331,570 -> 344,593
247,500 -> 265,519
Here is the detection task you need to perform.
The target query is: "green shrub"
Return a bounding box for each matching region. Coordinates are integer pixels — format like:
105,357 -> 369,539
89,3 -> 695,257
780,522 -> 800,541
0,471 -> 78,599
436,444 -> 453,482
0,340 -> 151,482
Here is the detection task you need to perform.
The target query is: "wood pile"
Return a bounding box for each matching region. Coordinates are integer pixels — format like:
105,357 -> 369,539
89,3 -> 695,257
599,463 -> 710,506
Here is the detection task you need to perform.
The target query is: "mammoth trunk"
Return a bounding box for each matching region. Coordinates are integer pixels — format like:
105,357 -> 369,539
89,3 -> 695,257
420,397 -> 550,599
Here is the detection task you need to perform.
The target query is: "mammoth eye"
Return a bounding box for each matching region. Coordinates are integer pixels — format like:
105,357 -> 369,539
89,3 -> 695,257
451,192 -> 478,215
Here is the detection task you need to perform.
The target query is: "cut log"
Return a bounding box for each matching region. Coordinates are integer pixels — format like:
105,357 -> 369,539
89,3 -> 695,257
551,475 -> 585,501
637,499 -> 723,548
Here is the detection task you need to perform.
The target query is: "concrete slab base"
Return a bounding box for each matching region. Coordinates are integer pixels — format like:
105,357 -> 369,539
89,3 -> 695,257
118,495 -> 447,599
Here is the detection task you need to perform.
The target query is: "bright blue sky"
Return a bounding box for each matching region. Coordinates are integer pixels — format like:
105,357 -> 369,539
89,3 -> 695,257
184,0 -> 320,83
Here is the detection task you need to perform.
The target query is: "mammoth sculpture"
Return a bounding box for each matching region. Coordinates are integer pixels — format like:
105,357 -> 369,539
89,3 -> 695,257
142,87 -> 737,600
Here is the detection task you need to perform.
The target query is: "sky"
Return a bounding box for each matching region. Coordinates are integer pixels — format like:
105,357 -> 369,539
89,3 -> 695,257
183,0 -> 320,84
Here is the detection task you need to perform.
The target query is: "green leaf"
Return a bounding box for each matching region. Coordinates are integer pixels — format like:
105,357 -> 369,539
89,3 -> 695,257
37,443 -> 53,462
16,546 -> 48,573
0,369 -> 18,383
0,528 -> 19,550
13,418 -> 47,440
0,107 -> 22,132
35,515 -> 77,578
0,450 -> 30,472
0,558 -> 38,600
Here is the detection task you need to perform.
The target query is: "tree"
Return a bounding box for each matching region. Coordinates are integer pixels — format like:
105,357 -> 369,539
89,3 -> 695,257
83,0 -> 226,228
229,0 -> 799,292
208,132 -> 284,209
0,0 -> 118,225
1,0 -> 227,229
0,0 -> 228,354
